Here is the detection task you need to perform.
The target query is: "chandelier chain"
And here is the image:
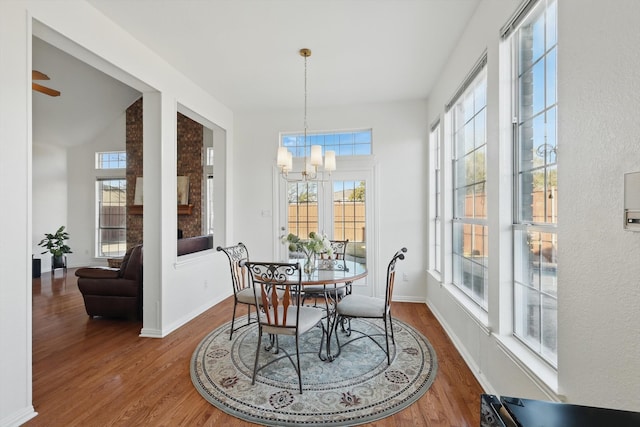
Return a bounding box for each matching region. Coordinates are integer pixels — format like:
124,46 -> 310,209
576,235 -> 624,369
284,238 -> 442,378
277,48 -> 334,182
304,53 -> 308,157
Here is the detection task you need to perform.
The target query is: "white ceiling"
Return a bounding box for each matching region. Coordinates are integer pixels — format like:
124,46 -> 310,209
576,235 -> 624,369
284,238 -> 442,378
32,37 -> 141,147
34,0 -> 481,146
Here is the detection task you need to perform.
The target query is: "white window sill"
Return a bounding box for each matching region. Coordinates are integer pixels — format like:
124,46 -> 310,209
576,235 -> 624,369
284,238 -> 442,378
426,269 -> 441,283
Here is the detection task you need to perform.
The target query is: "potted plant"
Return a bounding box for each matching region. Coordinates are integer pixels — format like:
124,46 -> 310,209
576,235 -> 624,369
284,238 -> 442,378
38,226 -> 72,269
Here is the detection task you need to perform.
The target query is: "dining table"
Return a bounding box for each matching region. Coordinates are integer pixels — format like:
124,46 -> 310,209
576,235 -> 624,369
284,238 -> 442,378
290,257 -> 368,362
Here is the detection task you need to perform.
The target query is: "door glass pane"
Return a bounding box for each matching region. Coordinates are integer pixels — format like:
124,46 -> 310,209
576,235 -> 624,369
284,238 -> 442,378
333,180 -> 366,264
287,181 -> 318,238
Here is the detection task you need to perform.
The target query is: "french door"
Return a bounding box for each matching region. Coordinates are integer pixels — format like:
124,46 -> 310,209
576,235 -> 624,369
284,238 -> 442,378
276,166 -> 377,295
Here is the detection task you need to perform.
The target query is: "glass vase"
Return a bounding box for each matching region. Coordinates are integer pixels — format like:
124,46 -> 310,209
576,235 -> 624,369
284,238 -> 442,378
303,252 -> 316,274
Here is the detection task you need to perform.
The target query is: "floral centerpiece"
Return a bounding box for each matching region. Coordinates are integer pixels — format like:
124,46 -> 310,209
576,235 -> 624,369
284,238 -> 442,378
282,232 -> 333,273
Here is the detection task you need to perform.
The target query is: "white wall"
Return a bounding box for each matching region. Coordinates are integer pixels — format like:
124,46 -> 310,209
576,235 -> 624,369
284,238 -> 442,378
34,97 -> 137,274
234,100 -> 428,301
558,0 -> 640,410
64,112 -> 128,269
0,4 -> 35,424
425,0 -> 640,412
0,1 -> 234,425
32,144 -> 67,272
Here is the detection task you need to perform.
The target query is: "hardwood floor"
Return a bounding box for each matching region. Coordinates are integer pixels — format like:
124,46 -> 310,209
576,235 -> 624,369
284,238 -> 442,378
26,269 -> 483,426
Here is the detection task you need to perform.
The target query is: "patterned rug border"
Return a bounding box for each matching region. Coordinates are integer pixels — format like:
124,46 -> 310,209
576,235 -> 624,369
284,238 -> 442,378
190,317 -> 438,426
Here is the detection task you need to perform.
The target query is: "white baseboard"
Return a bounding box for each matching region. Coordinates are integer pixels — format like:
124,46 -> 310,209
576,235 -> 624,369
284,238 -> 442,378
0,406 -> 37,427
425,299 -> 497,395
140,293 -> 229,338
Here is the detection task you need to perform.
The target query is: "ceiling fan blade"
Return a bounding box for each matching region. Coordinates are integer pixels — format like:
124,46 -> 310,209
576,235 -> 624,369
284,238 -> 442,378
32,70 -> 50,81
32,82 -> 60,97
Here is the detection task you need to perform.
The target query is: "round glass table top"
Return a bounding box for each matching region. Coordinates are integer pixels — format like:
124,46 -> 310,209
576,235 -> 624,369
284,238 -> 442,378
288,258 -> 367,285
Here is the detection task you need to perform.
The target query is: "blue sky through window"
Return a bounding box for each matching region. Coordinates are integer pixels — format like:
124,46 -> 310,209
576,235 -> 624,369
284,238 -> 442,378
281,130 -> 372,157
97,151 -> 126,169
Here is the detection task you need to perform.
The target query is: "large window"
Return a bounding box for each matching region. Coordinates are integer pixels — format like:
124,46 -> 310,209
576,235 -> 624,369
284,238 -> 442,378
449,61 -> 488,309
96,151 -> 127,257
510,0 -> 558,365
429,121 -> 442,275
96,179 -> 126,257
205,146 -> 214,235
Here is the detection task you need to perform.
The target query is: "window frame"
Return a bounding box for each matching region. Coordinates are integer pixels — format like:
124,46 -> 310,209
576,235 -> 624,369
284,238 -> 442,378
95,177 -> 127,258
509,0 -> 558,367
96,151 -> 126,170
448,62 -> 489,310
429,120 -> 442,276
280,129 -> 373,158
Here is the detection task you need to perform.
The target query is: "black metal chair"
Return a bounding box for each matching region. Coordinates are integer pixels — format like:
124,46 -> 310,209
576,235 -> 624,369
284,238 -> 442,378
217,243 -> 255,340
302,239 -> 350,306
244,261 -> 323,394
322,239 -> 349,260
335,247 -> 407,365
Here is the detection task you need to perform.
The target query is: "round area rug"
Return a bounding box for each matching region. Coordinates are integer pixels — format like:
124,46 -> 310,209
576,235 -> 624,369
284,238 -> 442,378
190,317 -> 437,426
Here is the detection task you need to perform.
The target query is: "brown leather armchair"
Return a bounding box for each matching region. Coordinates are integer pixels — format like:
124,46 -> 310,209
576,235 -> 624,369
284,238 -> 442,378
75,245 -> 143,319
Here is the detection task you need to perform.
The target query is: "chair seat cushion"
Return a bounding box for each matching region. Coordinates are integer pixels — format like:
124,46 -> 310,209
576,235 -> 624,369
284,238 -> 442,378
237,287 -> 285,305
336,295 -> 385,318
236,287 -> 258,304
261,306 -> 323,335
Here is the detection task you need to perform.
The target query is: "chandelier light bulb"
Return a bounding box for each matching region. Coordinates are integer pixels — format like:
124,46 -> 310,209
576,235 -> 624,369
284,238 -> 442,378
310,145 -> 323,167
277,146 -> 289,167
324,150 -> 336,172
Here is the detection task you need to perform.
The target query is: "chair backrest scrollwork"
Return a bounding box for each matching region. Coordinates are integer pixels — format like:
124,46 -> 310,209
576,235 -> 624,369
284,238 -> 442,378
243,261 -> 302,330
385,247 -> 407,308
217,243 -> 250,296
329,239 -> 349,260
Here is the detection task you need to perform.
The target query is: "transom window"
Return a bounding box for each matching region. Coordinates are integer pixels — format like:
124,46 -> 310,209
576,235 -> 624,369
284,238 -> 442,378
96,151 -> 126,169
281,129 -> 372,157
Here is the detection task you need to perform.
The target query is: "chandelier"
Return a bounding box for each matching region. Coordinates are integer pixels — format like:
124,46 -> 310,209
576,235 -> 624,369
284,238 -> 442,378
276,48 -> 336,181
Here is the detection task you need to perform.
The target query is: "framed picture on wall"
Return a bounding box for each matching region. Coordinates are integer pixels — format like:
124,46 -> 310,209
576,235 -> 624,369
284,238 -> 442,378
177,176 -> 189,205
134,176 -> 144,205
133,176 -> 189,206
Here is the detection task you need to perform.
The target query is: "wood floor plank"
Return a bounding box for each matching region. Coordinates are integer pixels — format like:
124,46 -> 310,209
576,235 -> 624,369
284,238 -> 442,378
25,269 -> 483,426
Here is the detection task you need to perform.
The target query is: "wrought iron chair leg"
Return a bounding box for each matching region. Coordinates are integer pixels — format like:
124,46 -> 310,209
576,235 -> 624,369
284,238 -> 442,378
295,334 -> 303,394
388,311 -> 396,344
229,300 -> 239,340
384,315 -> 391,365
318,320 -> 328,359
252,327 -> 263,385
